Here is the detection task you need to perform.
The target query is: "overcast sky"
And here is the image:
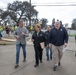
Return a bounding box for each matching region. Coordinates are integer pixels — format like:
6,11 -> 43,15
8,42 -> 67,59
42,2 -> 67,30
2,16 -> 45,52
0,0 -> 76,27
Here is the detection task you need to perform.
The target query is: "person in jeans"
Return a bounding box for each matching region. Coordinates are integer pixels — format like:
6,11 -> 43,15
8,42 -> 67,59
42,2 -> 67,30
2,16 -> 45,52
49,21 -> 68,71
45,25 -> 52,61
14,21 -> 28,68
32,24 -> 46,67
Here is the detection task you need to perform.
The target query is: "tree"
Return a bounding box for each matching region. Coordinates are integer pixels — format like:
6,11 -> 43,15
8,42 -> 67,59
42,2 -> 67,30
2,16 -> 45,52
60,20 -> 63,27
1,1 -> 38,26
40,18 -> 48,28
71,18 -> 76,29
52,18 -> 55,27
0,9 -> 4,25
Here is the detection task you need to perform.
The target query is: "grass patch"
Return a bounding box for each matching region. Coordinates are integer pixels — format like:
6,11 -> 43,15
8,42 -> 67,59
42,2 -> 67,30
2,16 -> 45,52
68,34 -> 76,37
3,36 -> 15,39
0,36 -> 16,45
0,40 -> 15,45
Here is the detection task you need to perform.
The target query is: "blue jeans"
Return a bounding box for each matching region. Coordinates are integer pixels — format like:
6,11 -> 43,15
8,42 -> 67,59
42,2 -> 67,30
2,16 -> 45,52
46,47 -> 52,60
16,44 -> 26,64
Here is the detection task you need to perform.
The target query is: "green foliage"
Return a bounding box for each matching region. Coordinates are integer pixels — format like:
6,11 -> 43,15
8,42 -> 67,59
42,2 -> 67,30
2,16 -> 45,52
0,1 -> 38,26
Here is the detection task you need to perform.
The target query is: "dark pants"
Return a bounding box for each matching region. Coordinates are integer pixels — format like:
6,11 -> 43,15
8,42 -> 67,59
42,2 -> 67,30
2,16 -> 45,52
16,43 -> 26,64
34,46 -> 43,65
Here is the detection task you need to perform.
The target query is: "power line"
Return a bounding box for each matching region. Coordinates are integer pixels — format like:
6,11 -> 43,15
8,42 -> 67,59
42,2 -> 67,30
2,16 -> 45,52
32,4 -> 76,6
1,2 -> 76,9
32,2 -> 76,4
32,2 -> 76,6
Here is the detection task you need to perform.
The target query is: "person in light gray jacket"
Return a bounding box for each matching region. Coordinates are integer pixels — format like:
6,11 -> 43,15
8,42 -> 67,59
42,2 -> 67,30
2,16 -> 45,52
14,21 -> 28,68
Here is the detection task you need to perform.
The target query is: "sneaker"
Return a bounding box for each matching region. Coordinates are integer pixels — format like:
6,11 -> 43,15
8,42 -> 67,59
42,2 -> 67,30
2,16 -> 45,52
14,64 -> 19,69
53,65 -> 58,71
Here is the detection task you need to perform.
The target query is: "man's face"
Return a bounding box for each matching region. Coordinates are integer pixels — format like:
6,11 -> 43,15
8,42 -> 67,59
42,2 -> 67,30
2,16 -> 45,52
19,22 -> 24,28
55,22 -> 60,29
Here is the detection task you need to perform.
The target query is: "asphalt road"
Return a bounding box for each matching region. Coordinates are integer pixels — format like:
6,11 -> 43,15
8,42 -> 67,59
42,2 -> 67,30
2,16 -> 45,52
0,44 -> 76,75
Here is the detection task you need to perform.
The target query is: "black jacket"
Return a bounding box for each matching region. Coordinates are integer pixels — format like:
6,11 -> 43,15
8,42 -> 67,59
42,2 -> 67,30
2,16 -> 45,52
49,27 -> 68,46
45,31 -> 50,46
32,31 -> 46,47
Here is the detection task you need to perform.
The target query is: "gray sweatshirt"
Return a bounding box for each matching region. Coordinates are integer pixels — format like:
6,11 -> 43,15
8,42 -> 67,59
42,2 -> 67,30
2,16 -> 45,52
14,27 -> 29,45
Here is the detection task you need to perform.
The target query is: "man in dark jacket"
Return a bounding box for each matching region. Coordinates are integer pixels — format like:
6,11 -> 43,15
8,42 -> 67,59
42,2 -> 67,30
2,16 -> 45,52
32,24 -> 46,67
45,25 -> 52,61
49,21 -> 68,71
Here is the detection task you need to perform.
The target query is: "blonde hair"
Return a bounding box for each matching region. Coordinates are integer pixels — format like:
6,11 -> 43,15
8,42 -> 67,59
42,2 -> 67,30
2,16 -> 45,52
35,24 -> 41,29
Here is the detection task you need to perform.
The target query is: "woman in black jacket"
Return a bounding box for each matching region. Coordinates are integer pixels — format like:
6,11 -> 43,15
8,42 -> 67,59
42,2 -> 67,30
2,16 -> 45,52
32,24 -> 46,67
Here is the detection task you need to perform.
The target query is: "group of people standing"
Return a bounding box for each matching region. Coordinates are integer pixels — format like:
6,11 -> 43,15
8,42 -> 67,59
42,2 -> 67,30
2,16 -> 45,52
14,20 -> 68,71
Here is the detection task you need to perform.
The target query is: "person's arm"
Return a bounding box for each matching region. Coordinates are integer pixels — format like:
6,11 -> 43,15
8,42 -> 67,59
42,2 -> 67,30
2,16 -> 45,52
23,27 -> 29,37
44,32 -> 47,47
14,29 -> 20,40
14,29 -> 17,38
32,33 -> 35,42
42,32 -> 47,47
64,28 -> 68,47
48,30 -> 52,48
49,30 -> 52,44
42,32 -> 46,42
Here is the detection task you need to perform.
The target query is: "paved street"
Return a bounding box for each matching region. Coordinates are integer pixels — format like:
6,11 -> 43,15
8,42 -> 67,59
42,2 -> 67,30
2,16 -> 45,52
0,37 -> 76,75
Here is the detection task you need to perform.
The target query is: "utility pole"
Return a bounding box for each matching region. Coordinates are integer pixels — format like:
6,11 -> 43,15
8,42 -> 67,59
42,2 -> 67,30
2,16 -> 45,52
29,0 -> 31,26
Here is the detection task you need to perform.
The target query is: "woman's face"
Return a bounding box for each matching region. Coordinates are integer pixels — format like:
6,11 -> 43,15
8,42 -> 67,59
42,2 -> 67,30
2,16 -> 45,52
47,26 -> 51,31
35,26 -> 40,32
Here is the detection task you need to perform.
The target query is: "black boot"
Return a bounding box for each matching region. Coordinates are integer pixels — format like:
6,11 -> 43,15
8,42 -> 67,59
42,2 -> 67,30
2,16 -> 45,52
53,65 -> 58,71
14,64 -> 19,69
58,62 -> 61,66
23,58 -> 26,62
34,64 -> 39,67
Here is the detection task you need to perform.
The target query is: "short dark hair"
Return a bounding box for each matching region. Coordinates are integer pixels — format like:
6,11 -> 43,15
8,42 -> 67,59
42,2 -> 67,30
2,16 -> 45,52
47,25 -> 52,28
18,20 -> 24,24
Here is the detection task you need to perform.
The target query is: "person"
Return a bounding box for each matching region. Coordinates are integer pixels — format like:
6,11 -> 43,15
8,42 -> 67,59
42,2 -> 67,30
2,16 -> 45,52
32,24 -> 46,67
5,26 -> 10,36
75,35 -> 76,44
0,31 -> 2,40
45,25 -> 52,61
14,20 -> 28,68
11,26 -> 14,33
49,21 -> 68,71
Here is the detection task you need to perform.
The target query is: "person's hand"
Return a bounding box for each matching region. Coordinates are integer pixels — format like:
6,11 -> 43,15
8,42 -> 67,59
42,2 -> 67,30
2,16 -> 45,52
49,43 -> 52,48
22,32 -> 25,35
16,36 -> 20,40
64,43 -> 68,47
32,39 -> 34,42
